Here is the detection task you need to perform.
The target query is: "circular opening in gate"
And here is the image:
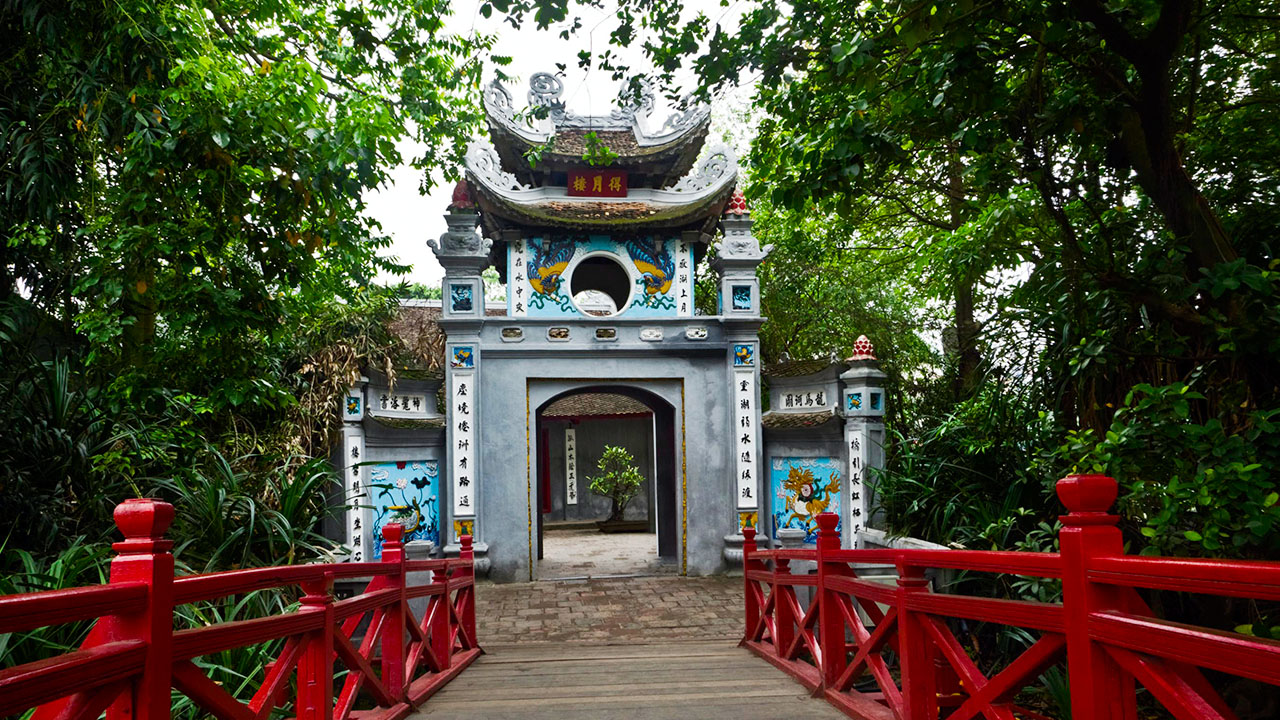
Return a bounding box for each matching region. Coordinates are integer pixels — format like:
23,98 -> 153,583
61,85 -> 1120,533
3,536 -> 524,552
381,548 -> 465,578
569,254 -> 632,317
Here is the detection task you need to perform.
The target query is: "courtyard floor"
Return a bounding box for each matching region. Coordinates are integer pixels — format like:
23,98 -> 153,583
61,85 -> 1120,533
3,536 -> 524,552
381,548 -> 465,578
474,573 -> 742,644
535,527 -> 676,580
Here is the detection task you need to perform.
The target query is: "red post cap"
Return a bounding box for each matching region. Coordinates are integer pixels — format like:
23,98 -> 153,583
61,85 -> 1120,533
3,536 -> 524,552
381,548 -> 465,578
461,534 -> 473,550
816,512 -> 840,535
1056,474 -> 1118,514
114,498 -> 175,540
383,522 -> 404,544
743,526 -> 756,541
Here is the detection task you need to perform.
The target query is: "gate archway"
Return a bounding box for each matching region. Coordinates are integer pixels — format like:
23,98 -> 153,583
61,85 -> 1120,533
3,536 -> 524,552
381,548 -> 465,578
534,384 -> 680,573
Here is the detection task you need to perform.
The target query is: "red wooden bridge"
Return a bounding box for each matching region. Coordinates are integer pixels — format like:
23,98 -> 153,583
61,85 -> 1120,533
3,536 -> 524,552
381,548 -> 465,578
2,475 -> 1278,719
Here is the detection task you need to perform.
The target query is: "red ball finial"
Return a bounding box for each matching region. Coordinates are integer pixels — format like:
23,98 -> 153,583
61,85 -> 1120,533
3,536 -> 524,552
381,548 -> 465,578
450,179 -> 473,210
725,188 -> 748,215
847,335 -> 876,361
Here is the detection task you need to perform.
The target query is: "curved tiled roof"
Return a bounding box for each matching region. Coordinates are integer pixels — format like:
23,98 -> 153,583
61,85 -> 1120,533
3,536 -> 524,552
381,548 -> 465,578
765,358 -> 842,378
389,302 -> 505,378
542,393 -> 653,418
761,409 -> 839,429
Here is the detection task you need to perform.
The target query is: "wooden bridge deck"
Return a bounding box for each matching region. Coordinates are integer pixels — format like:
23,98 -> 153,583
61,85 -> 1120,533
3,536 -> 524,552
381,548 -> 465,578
410,640 -> 847,719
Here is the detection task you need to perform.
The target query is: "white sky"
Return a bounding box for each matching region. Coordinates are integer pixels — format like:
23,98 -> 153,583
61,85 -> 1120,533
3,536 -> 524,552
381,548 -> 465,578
364,0 -> 754,288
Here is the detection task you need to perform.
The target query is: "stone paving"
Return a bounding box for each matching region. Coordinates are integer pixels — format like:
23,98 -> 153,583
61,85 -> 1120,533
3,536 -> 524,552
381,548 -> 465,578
536,528 -> 676,580
475,574 -> 743,644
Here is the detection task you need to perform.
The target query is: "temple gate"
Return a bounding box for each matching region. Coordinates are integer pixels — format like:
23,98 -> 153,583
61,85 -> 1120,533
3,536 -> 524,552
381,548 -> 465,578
333,74 -> 893,582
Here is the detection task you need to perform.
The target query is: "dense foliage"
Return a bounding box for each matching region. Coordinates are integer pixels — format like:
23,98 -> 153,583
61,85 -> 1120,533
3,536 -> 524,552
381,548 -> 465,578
1,0 -> 494,565
1,0 -> 497,709
524,0 -> 1280,564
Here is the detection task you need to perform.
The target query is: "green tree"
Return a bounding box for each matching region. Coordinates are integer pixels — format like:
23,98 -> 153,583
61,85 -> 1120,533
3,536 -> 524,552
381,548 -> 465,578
587,445 -> 644,523
523,0 -> 1280,558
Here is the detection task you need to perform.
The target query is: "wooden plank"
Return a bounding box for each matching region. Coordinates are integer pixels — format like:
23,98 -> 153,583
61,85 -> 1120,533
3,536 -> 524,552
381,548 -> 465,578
431,677 -> 812,700
419,698 -> 847,720
420,687 -> 824,710
454,667 -> 770,685
409,641 -> 847,719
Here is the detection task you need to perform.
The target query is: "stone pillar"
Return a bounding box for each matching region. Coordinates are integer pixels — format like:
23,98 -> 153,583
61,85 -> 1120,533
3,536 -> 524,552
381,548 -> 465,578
404,539 -> 436,623
775,527 -> 814,609
338,377 -> 369,561
714,190 -> 773,564
839,335 -> 888,549
428,181 -> 491,564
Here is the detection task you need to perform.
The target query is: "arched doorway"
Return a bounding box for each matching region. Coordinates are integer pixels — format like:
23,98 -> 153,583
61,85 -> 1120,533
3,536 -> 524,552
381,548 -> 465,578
534,385 -> 679,579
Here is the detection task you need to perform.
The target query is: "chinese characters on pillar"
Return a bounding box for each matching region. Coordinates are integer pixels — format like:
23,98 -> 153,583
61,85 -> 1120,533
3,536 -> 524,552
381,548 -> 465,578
564,428 -> 578,505
733,344 -> 759,511
344,434 -> 366,561
846,426 -> 869,548
674,241 -> 693,317
509,239 -> 528,317
451,360 -> 476,522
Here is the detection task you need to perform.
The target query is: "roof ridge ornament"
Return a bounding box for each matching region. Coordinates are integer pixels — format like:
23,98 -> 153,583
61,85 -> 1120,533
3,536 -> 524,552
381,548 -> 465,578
465,137 -> 531,192
666,146 -> 735,193
725,188 -> 749,215
847,335 -> 877,361
481,73 -> 711,147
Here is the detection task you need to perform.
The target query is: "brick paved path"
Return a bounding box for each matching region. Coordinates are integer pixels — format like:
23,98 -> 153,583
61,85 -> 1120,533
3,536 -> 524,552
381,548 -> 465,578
475,574 -> 742,644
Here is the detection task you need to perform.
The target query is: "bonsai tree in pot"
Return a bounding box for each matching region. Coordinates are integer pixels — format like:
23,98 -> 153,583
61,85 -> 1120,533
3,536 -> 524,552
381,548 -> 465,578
587,445 -> 644,531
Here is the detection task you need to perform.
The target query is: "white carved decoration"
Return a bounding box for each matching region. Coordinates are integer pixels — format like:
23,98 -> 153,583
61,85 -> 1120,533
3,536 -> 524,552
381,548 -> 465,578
465,139 -> 531,192
667,148 -> 734,194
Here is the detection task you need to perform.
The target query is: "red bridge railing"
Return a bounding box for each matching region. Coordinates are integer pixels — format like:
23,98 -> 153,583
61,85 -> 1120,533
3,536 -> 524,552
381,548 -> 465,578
743,474 -> 1280,719
0,498 -> 480,720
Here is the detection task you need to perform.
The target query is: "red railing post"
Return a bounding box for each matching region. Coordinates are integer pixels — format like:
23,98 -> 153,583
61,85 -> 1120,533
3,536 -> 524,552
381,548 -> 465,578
295,574 -> 334,719
458,534 -> 477,646
896,558 -> 938,720
773,554 -> 795,658
107,498 -> 175,720
1058,474 -> 1136,720
742,527 -> 761,642
380,523 -> 407,700
815,513 -> 846,689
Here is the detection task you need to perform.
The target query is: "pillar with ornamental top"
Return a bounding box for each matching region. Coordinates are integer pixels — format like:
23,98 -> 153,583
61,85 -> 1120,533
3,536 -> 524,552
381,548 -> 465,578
714,189 -> 773,565
839,335 -> 887,548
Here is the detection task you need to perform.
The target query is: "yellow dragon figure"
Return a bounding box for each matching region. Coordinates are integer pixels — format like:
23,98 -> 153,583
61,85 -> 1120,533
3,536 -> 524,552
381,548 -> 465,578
780,466 -> 840,534
527,236 -> 576,296
625,238 -> 675,296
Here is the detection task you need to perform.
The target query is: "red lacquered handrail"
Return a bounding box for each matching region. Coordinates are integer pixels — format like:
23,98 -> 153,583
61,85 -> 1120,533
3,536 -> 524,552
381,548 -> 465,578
0,582 -> 147,634
0,499 -> 480,720
742,474 -> 1280,720
1088,554 -> 1280,601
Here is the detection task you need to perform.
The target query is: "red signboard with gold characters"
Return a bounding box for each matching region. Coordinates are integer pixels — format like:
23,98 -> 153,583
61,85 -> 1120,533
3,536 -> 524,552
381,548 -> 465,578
567,169 -> 628,197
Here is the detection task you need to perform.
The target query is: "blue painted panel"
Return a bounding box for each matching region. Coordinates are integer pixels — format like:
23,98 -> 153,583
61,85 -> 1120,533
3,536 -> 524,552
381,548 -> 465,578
370,460 -> 440,558
513,235 -> 692,318
770,456 -> 842,544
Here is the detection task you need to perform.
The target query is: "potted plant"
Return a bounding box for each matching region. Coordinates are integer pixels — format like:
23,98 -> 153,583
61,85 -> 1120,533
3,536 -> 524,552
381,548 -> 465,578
587,445 -> 647,532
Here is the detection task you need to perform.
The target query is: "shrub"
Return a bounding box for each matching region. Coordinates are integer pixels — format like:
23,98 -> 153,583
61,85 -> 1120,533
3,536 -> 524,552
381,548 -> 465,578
587,445 -> 644,523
